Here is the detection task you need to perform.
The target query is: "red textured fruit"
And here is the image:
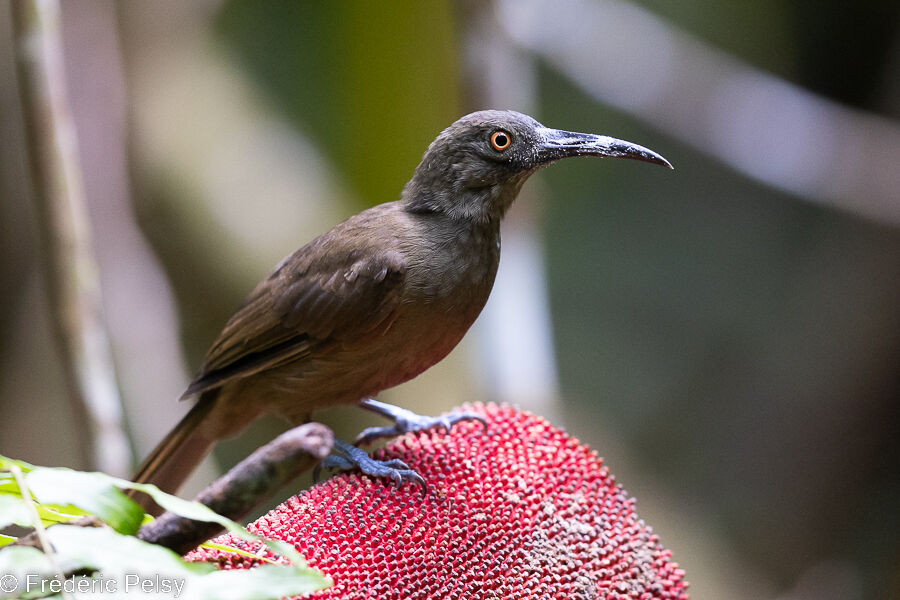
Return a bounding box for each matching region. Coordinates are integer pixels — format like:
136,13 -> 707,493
187,403 -> 689,599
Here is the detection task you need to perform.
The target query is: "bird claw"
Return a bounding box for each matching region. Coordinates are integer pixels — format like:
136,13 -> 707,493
314,439 -> 427,495
355,398 -> 488,446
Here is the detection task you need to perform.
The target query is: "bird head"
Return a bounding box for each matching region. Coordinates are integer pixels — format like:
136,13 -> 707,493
402,110 -> 672,223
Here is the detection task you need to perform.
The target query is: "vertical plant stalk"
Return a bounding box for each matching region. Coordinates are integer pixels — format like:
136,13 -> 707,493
10,465 -> 72,600
11,0 -> 131,475
456,1 -> 562,419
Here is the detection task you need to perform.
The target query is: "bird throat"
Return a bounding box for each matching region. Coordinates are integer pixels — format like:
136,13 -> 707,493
402,167 -> 534,225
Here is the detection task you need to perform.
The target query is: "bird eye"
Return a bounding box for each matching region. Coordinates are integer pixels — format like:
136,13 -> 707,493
490,130 -> 511,151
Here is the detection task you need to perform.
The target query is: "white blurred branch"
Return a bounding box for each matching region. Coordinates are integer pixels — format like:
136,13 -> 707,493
12,0 -> 130,475
497,0 -> 900,226
59,0 -> 194,479
459,2 -> 561,419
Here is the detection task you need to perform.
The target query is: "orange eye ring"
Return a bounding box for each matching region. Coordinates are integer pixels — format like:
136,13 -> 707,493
490,130 -> 511,151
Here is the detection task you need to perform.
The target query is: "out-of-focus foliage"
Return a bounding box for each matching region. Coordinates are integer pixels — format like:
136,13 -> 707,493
216,1 -> 462,211
0,455 -> 329,598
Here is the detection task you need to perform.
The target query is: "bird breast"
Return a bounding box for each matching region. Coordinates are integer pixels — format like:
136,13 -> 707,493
367,217 -> 501,386
405,217 -> 500,306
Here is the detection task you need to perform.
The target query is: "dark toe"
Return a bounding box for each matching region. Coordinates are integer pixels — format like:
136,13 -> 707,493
320,440 -> 427,495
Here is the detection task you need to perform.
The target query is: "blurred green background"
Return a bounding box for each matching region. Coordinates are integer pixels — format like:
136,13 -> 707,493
1,1 -> 899,599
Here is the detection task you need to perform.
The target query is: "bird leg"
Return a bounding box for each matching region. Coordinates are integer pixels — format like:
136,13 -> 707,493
313,400 -> 487,493
354,398 -> 488,446
314,439 -> 426,494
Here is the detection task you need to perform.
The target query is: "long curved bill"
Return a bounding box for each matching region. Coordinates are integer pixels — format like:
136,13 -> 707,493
537,127 -> 673,169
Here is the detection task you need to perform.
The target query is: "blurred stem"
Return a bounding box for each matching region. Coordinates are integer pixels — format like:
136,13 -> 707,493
10,464 -> 71,600
12,0 -> 131,475
455,1 -> 561,419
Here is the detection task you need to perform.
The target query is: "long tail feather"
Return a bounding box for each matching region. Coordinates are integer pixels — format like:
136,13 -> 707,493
129,392 -> 218,512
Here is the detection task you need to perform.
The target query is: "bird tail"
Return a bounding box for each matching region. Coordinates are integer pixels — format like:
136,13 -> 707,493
128,391 -> 219,512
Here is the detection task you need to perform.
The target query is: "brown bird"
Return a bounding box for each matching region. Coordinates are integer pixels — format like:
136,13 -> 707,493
132,110 -> 671,501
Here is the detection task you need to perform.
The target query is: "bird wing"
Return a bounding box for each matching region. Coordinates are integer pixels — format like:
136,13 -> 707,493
182,234 -> 408,397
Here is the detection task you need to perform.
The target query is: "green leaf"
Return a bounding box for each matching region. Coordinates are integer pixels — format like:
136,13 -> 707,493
126,482 -> 230,524
0,533 -> 16,547
0,472 -> 21,493
0,545 -> 56,594
48,524 -> 214,576
0,456 -> 328,598
24,468 -> 144,535
0,456 -> 308,569
42,526 -> 329,600
0,456 -> 35,473
0,490 -> 89,533
0,493 -> 32,528
188,564 -> 330,600
199,541 -> 280,565
124,481 -> 309,568
37,504 -> 89,523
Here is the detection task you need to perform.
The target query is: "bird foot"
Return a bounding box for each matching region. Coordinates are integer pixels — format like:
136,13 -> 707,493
354,398 -> 488,446
314,439 -> 427,494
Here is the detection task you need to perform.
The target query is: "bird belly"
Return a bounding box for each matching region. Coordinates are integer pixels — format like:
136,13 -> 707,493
238,286 -> 488,426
